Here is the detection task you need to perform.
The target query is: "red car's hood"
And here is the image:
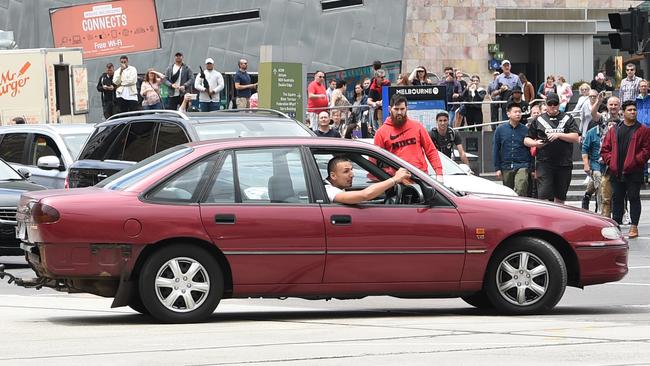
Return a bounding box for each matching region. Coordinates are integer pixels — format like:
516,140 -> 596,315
461,193 -> 618,226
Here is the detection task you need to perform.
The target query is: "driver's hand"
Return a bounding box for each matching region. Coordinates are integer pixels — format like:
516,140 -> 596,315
393,168 -> 411,183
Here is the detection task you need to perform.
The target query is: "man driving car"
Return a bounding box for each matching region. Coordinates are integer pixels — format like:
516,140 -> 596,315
325,156 -> 411,204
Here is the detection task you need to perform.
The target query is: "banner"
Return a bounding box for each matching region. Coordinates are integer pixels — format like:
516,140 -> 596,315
381,85 -> 447,131
71,66 -> 89,114
50,0 -> 160,59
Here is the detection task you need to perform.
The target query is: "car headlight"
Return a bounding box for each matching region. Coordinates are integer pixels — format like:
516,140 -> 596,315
601,226 -> 623,240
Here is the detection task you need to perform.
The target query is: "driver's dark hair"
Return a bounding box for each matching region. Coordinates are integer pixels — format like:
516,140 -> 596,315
327,156 -> 351,176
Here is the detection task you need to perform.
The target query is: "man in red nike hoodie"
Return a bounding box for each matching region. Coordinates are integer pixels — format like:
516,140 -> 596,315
374,94 -> 444,181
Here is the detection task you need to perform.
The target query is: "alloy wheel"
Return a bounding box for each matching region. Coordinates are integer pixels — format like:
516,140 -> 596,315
154,257 -> 211,313
495,251 -> 548,306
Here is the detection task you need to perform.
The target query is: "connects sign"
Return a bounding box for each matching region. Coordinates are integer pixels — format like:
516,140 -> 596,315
82,4 -> 128,31
0,62 -> 31,98
50,0 -> 160,59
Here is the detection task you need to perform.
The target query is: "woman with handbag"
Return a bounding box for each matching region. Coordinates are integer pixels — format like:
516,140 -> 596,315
141,68 -> 165,110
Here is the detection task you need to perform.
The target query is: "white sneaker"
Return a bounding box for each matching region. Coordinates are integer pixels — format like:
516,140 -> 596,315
622,211 -> 631,225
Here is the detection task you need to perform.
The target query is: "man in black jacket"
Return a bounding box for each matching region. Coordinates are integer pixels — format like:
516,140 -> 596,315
96,63 -> 116,119
163,52 -> 194,110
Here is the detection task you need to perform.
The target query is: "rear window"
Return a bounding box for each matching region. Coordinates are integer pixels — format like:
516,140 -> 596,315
122,122 -> 156,162
78,124 -> 127,160
193,120 -> 313,141
62,133 -> 91,160
96,146 -> 192,191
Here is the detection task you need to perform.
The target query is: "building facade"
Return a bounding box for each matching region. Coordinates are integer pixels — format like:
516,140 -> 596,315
0,0 -> 644,122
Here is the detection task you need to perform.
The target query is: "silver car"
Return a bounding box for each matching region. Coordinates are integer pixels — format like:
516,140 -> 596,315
0,124 -> 93,188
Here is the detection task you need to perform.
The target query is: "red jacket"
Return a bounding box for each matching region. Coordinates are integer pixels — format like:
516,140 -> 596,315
374,116 -> 443,175
369,78 -> 390,98
600,121 -> 650,177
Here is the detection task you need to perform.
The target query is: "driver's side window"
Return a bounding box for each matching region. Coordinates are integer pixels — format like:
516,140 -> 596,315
313,151 -> 424,205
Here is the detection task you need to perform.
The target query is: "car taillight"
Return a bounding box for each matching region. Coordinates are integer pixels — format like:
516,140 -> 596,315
31,203 -> 60,224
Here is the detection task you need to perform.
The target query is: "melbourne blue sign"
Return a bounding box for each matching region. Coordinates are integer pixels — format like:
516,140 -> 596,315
381,85 -> 447,131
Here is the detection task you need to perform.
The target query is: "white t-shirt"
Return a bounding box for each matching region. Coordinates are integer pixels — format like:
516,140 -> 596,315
172,64 -> 181,97
324,180 -> 343,202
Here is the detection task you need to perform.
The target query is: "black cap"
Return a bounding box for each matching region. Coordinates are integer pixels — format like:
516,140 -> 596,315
546,93 -> 560,104
512,86 -> 522,93
175,52 -> 183,57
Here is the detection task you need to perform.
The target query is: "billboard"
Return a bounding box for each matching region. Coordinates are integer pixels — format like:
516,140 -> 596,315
50,0 -> 160,59
306,61 -> 402,101
381,85 -> 447,131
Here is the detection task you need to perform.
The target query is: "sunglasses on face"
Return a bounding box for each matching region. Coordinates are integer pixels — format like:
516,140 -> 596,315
547,102 -> 559,106
471,79 -> 479,82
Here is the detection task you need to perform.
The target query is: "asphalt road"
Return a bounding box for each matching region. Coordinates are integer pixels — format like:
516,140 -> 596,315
0,203 -> 649,366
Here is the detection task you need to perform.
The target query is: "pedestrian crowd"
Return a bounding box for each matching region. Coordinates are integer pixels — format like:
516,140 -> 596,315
97,53 -> 650,238
96,52 -> 257,119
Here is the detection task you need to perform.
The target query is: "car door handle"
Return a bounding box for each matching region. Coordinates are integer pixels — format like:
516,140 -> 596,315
330,215 -> 351,225
215,214 -> 236,224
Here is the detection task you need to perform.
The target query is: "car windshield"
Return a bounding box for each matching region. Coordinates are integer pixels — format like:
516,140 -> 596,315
434,153 -> 466,175
194,120 -> 313,140
62,133 -> 91,160
96,146 -> 192,191
0,159 -> 23,180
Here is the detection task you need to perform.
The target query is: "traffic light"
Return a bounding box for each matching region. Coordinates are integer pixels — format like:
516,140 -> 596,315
608,8 -> 649,54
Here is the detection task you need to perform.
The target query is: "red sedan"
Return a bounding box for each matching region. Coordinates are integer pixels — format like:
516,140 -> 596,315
7,138 -> 627,323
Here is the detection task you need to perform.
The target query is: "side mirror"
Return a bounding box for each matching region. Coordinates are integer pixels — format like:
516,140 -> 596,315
16,168 -> 31,179
458,164 -> 473,174
37,156 -> 63,171
422,184 -> 437,205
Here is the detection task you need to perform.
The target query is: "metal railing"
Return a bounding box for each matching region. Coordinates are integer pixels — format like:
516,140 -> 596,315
450,99 -> 583,174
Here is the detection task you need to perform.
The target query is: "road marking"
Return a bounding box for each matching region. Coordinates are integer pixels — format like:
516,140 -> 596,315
628,266 -> 650,269
608,282 -> 650,286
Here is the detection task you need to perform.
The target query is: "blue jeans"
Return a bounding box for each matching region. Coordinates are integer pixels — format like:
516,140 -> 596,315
199,101 -> 220,112
448,110 -> 456,128
144,102 -> 163,110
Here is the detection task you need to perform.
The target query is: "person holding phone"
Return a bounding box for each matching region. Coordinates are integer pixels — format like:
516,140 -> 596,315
112,55 -> 139,113
524,93 -> 580,204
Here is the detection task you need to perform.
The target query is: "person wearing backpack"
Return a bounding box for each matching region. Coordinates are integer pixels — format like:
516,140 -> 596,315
429,112 -> 469,165
524,93 -> 580,204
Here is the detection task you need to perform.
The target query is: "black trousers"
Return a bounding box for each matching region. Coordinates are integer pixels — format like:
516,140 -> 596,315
116,98 -> 139,113
536,163 -> 572,201
102,101 -> 116,119
167,95 -> 182,110
491,104 -> 501,122
611,177 -> 642,226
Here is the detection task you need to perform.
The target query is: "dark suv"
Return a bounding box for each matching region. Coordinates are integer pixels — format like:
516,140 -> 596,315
67,109 -> 314,188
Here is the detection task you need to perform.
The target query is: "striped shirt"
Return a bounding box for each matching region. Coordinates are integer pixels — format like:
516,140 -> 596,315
620,76 -> 642,103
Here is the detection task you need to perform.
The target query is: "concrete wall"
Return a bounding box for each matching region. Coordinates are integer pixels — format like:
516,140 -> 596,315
0,0 -> 407,123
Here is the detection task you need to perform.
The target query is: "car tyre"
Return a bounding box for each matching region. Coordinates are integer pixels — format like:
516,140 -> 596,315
485,236 -> 566,315
461,290 -> 494,309
138,244 -> 224,323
